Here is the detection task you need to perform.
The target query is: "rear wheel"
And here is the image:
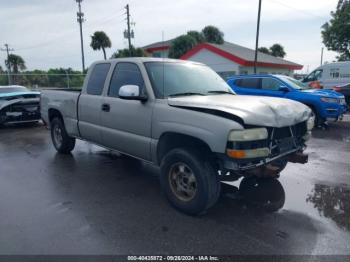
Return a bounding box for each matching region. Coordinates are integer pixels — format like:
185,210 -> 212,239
160,148 -> 221,215
50,117 -> 75,154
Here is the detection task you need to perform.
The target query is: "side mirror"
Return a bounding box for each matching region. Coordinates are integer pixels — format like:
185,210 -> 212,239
118,85 -> 147,101
278,86 -> 289,92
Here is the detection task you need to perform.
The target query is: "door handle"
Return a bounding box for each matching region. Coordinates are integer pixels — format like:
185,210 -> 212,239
101,103 -> 110,112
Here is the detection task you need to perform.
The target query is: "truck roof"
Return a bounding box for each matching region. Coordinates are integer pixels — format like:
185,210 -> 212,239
93,57 -> 205,65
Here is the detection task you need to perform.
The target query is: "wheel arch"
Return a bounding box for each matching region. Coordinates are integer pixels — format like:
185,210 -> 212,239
156,132 -> 213,165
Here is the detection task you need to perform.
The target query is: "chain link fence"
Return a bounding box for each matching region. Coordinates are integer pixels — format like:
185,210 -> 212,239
0,73 -> 86,90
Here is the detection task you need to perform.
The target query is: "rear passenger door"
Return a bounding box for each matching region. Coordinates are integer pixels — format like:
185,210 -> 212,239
100,62 -> 153,161
78,63 -> 111,145
233,78 -> 261,95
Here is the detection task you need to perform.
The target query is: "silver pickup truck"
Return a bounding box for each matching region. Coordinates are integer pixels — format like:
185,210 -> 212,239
41,58 -> 313,215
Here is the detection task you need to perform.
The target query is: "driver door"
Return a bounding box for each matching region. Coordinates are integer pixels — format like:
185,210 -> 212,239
259,77 -> 287,98
100,62 -> 153,161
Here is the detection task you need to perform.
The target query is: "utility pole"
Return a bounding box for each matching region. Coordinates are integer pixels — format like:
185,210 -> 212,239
1,43 -> 14,85
76,0 -> 85,72
254,0 -> 262,74
320,47 -> 324,66
125,4 -> 132,55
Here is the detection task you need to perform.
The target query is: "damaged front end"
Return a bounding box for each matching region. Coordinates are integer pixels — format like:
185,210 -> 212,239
0,95 -> 41,125
219,119 -> 312,180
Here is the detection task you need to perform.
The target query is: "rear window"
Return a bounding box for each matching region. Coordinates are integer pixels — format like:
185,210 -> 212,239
235,78 -> 260,89
86,63 -> 111,95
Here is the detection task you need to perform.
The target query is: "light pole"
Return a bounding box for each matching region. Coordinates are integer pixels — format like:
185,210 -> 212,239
254,0 -> 262,74
76,0 -> 85,72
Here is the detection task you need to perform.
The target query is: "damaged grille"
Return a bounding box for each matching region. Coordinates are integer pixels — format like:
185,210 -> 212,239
268,121 -> 307,156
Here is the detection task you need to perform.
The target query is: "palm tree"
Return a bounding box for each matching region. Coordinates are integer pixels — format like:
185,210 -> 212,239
90,31 -> 112,60
5,54 -> 26,73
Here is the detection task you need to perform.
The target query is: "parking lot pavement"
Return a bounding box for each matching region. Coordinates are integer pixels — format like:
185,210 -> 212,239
0,115 -> 350,255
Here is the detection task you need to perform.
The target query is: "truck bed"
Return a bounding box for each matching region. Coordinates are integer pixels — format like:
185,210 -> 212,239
40,89 -> 81,137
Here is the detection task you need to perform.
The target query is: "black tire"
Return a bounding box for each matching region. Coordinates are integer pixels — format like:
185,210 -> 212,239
160,148 -> 221,215
50,117 -> 76,154
309,106 -> 324,128
239,177 -> 285,212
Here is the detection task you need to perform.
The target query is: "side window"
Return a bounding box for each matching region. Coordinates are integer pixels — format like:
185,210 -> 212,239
314,69 -> 323,80
305,69 -> 323,82
108,63 -> 145,97
330,68 -> 340,78
86,63 -> 111,95
235,78 -> 260,89
261,78 -> 283,90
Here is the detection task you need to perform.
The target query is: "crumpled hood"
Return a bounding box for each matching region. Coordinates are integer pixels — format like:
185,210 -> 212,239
168,94 -> 311,128
301,89 -> 344,98
0,91 -> 40,98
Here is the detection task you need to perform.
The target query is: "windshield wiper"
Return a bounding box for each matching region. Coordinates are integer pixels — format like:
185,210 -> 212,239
207,90 -> 235,95
169,92 -> 205,97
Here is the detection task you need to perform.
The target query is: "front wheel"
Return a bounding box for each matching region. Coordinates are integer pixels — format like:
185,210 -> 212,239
160,148 -> 221,215
50,117 -> 76,154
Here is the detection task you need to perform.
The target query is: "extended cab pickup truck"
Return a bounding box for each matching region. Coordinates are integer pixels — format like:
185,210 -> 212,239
41,58 -> 313,215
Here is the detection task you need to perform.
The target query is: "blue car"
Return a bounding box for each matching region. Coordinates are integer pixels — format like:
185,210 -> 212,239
227,75 -> 347,127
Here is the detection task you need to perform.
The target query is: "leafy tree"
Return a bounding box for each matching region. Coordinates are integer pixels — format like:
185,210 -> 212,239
258,47 -> 271,55
322,0 -> 350,61
111,45 -> 147,58
201,25 -> 224,44
0,66 -> 7,85
269,44 -> 286,58
187,30 -> 205,44
168,35 -> 197,59
5,54 -> 26,84
5,54 -> 26,73
258,44 -> 286,58
90,31 -> 112,60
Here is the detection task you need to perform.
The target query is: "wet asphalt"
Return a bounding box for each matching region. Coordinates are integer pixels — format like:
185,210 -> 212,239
0,115 -> 350,255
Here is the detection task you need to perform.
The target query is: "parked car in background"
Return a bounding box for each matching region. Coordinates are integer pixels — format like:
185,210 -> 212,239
41,58 -> 312,215
0,85 -> 41,126
302,62 -> 350,89
333,83 -> 350,106
227,75 -> 347,127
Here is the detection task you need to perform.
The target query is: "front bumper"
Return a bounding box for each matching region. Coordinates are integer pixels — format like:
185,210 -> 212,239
320,102 -> 347,120
0,102 -> 41,124
220,122 -> 308,172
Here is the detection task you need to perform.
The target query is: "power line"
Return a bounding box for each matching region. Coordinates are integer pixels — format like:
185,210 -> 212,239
1,44 -> 14,84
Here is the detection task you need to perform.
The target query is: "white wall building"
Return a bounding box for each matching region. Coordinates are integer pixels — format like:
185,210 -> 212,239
144,41 -> 303,79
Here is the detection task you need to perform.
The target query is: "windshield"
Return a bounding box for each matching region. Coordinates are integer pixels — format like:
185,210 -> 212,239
0,86 -> 29,94
144,62 -> 234,98
279,76 -> 311,90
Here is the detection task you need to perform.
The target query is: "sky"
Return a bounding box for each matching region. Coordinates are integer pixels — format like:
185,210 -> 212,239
0,0 -> 339,73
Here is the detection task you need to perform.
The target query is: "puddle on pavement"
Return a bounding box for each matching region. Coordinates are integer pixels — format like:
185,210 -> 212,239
277,175 -> 350,233
306,183 -> 350,232
223,175 -> 350,234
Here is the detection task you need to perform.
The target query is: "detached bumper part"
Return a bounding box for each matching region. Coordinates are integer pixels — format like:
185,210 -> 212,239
287,151 -> 308,164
